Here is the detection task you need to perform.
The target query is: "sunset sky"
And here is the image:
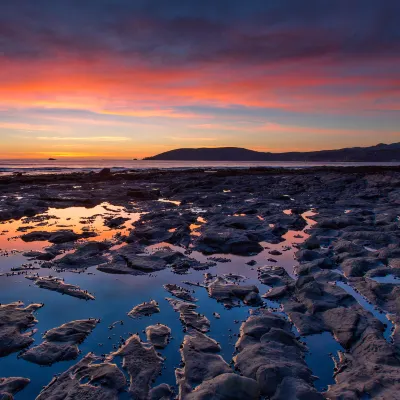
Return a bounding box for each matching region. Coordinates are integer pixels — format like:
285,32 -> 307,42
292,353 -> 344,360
0,1 -> 399,159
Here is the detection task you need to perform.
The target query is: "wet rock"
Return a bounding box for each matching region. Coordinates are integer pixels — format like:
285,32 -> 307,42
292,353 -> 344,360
0,377 -> 30,399
146,324 -> 171,349
53,241 -> 111,269
164,284 -> 197,302
104,216 -> 129,228
22,250 -> 56,261
176,331 -> 231,399
21,319 -> 98,365
149,383 -> 174,400
128,300 -> 160,318
0,302 -> 43,357
341,257 -> 385,277
127,188 -> 160,200
26,276 -> 95,300
21,229 -> 97,244
37,353 -> 126,400
234,310 -> 322,399
206,276 -> 262,308
110,334 -> 163,400
186,373 -> 259,400
167,298 -> 210,333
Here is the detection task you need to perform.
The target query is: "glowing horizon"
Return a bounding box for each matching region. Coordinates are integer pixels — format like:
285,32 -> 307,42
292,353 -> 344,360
1,1 -> 399,159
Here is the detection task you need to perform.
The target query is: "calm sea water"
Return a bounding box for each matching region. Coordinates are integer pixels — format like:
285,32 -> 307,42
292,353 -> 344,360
0,159 -> 399,175
0,203 -> 343,398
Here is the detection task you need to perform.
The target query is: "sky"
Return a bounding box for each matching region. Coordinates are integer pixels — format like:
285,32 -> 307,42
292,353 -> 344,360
0,0 -> 399,159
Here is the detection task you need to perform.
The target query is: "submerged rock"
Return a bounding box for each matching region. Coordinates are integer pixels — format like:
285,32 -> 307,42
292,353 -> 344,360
36,353 -> 126,400
0,302 -> 43,357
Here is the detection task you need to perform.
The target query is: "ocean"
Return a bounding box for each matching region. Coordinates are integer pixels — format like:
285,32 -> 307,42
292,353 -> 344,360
0,159 -> 399,175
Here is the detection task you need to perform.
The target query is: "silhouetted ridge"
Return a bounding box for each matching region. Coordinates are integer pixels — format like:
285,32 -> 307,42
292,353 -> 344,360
144,143 -> 400,162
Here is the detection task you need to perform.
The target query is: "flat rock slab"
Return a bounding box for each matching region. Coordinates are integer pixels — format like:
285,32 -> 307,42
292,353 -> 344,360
21,319 -> 98,365
146,324 -> 171,349
128,300 -> 160,318
110,334 -> 163,400
36,353 -> 126,400
164,284 -> 197,302
0,302 -> 43,357
26,276 -> 95,300
167,298 -> 210,333
0,377 -> 30,399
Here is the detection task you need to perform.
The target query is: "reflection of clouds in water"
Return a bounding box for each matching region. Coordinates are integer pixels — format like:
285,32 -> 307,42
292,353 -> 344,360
0,204 -> 321,399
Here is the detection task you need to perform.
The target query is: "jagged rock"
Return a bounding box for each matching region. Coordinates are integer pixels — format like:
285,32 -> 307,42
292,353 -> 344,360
128,300 -> 160,318
0,302 -> 43,357
110,335 -> 163,400
146,324 -> 171,349
21,319 -> 98,365
176,331 -> 232,399
167,298 -> 210,333
26,276 -> 95,300
36,353 -> 126,400
234,310 -> 322,399
0,377 -> 30,399
164,284 -> 197,302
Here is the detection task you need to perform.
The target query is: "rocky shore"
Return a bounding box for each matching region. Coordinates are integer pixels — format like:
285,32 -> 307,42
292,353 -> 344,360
0,165 -> 399,399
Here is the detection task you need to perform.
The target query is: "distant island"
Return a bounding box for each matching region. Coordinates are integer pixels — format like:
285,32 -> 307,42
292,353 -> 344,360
48,158 -> 57,161
144,142 -> 400,162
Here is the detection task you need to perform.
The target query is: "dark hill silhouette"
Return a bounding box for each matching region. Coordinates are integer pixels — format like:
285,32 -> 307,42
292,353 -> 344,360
144,143 -> 400,162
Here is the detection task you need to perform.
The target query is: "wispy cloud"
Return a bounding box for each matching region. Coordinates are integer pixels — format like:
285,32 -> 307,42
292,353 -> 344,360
166,136 -> 217,141
36,136 -> 131,142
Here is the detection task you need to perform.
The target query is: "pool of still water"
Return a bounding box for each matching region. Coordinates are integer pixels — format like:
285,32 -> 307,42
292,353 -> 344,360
0,203 -> 342,398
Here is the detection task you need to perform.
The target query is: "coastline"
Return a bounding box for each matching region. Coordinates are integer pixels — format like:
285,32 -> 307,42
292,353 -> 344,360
0,165 -> 399,399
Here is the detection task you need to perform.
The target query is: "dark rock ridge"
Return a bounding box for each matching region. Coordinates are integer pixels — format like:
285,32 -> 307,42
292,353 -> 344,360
144,142 -> 400,162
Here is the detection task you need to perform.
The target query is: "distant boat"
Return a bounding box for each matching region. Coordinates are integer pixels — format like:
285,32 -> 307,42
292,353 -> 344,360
48,158 -> 57,161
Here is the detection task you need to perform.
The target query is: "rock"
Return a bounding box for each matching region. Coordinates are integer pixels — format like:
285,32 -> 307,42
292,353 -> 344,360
234,310 -> 322,399
149,384 -> 174,400
37,353 -> 126,400
167,298 -> 210,333
21,319 -> 98,365
206,276 -> 262,308
186,373 -> 259,400
0,377 -> 30,399
0,302 -> 43,357
128,300 -> 160,318
341,257 -> 385,277
176,331 -> 231,399
26,276 -> 95,300
109,334 -> 163,400
164,284 -> 197,302
52,241 -> 111,269
146,324 -> 171,349
127,188 -> 160,200
21,229 -> 97,244
104,216 -> 129,228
